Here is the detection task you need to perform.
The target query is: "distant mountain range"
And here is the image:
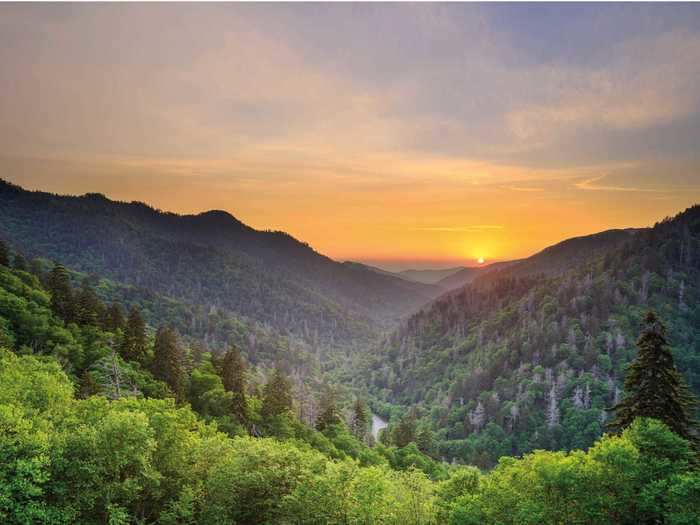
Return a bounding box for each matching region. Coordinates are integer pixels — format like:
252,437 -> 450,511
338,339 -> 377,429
358,262 -> 518,290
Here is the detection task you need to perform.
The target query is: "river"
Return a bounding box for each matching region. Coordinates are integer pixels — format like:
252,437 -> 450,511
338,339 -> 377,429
371,413 -> 388,440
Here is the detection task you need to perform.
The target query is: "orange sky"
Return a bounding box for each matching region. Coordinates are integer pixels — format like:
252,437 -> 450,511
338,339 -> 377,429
2,5 -> 700,270
5,156 -> 698,270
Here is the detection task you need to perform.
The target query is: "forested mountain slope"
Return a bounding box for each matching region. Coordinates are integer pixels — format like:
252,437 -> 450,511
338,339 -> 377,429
368,207 -> 700,466
1,240 -> 698,524
476,229 -> 637,284
0,179 -> 439,345
435,260 -> 518,291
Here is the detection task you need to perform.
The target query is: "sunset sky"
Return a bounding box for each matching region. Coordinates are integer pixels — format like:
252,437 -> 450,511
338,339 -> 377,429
2,4 -> 700,270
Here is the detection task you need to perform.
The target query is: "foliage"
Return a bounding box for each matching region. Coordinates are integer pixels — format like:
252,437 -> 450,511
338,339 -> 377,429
608,311 -> 699,442
368,206 -> 700,466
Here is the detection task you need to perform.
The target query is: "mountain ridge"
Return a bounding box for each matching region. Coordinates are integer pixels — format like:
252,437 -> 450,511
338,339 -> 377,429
0,179 -> 441,347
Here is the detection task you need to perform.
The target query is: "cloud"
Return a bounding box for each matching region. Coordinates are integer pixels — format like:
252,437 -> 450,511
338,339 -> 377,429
505,31 -> 700,147
574,175 -> 666,193
413,225 -> 504,232
504,186 -> 545,192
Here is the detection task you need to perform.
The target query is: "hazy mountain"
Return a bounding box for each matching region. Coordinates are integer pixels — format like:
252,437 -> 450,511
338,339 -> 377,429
435,261 -> 518,290
357,263 -> 465,284
396,267 -> 465,285
0,179 -> 440,345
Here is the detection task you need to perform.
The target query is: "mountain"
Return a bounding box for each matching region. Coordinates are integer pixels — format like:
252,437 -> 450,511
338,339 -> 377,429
435,261 -> 518,290
354,263 -> 465,285
433,230 -> 634,292
0,179 -> 440,347
367,208 -> 700,467
397,267 -> 465,285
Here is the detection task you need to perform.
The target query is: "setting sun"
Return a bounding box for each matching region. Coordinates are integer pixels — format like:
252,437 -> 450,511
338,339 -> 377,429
477,257 -> 485,264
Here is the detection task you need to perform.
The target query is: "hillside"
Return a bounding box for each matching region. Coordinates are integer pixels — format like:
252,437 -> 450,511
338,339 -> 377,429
367,208 -> 700,466
435,260 -> 518,290
1,239 -> 697,524
476,229 -> 638,283
0,180 -> 440,346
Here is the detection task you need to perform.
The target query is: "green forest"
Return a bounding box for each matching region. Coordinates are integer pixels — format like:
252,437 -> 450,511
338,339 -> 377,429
1,231 -> 700,523
366,207 -> 700,468
1,183 -> 700,524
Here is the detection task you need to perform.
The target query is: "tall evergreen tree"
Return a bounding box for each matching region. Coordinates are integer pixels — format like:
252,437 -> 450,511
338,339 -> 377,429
0,240 -> 9,267
261,367 -> 293,419
103,303 -> 126,333
416,426 -> 436,457
349,398 -> 369,441
608,311 -> 699,443
152,326 -> 185,401
221,345 -> 248,422
47,263 -> 75,322
120,307 -> 147,363
76,282 -> 101,326
315,384 -> 341,431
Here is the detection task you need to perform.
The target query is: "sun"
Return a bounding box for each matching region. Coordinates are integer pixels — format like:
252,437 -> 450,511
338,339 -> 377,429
477,257 -> 485,264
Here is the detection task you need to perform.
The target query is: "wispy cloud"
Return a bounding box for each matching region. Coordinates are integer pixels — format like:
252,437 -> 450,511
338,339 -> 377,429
413,225 -> 504,232
574,175 -> 666,193
504,186 -> 545,192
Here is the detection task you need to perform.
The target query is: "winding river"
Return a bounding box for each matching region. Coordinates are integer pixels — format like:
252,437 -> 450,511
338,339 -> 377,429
371,413 -> 388,440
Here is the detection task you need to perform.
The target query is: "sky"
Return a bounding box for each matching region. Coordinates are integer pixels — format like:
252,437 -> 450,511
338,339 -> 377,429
2,4 -> 700,271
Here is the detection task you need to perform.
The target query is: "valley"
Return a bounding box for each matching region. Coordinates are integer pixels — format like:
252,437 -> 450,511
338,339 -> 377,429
1,179 -> 699,523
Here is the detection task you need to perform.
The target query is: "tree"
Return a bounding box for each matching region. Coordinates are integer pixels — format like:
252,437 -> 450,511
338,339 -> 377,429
78,370 -> 100,398
47,263 -> 75,322
120,307 -> 147,363
394,408 -> 418,448
0,240 -> 9,266
416,426 -> 436,457
221,345 -> 248,423
608,311 -> 699,443
349,398 -> 369,442
76,282 -> 101,326
316,384 -> 341,432
261,367 -> 293,419
152,326 -> 185,401
103,303 -> 126,333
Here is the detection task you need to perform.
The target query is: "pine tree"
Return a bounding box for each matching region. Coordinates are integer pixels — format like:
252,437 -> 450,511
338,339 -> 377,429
349,398 -> 369,441
0,240 -> 9,267
76,282 -> 101,326
261,367 -> 293,419
416,426 -> 436,457
315,384 -> 341,432
104,303 -> 126,333
607,311 -> 699,443
47,263 -> 75,322
152,326 -> 185,401
221,345 -> 248,423
120,307 -> 147,363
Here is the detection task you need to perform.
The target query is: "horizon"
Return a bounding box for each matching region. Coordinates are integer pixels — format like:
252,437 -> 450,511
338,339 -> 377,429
2,176 -> 689,273
2,4 -> 700,266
